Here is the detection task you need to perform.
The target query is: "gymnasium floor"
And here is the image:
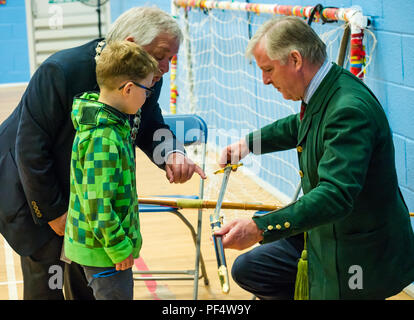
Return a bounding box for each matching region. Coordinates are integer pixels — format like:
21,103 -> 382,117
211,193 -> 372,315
0,84 -> 412,300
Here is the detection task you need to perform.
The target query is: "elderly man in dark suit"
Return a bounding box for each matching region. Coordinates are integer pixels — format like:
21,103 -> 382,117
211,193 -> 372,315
216,16 -> 414,299
0,6 -> 205,300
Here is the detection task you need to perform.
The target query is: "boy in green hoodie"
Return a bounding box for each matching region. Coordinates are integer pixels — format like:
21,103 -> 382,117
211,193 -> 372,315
64,41 -> 158,300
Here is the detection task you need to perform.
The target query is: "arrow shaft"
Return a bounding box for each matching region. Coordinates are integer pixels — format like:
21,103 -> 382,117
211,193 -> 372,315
138,197 -> 282,211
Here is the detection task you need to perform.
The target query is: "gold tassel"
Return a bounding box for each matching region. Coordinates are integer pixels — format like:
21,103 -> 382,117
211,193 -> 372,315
294,232 -> 309,300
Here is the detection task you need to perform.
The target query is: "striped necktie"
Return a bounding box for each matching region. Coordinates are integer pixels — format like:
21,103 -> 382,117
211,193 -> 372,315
300,101 -> 307,121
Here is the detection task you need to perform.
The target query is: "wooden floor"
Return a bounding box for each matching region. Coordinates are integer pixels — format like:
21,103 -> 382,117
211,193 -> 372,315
0,84 -> 412,300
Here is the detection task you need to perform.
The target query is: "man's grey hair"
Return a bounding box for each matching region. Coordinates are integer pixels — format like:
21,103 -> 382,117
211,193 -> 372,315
246,16 -> 326,65
106,6 -> 183,46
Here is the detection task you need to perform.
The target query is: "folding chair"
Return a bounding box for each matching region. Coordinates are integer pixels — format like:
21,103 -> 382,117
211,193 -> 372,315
133,114 -> 209,300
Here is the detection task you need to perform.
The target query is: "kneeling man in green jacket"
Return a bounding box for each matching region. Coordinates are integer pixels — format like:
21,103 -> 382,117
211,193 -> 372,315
216,16 -> 414,300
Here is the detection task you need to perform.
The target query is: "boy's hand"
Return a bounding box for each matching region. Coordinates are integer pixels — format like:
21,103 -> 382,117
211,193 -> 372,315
115,254 -> 134,271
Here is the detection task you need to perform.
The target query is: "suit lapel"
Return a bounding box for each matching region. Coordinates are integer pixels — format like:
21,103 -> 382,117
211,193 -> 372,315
297,63 -> 342,146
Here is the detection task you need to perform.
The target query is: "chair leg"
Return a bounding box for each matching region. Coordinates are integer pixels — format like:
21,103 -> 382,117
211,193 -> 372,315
192,208 -> 208,299
171,211 -> 209,285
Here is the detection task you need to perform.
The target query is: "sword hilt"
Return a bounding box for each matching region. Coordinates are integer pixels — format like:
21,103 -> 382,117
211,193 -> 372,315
213,163 -> 243,174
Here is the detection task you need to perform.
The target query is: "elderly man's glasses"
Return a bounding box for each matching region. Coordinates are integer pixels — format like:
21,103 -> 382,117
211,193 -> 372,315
118,81 -> 154,98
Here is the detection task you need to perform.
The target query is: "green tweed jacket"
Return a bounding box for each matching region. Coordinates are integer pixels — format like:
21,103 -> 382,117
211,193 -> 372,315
64,92 -> 141,267
248,63 -> 414,299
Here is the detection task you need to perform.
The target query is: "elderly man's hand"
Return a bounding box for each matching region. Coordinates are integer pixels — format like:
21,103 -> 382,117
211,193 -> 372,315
166,152 -> 207,183
214,218 -> 263,250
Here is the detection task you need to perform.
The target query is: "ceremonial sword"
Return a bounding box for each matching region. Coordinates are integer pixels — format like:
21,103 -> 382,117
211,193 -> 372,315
210,163 -> 243,294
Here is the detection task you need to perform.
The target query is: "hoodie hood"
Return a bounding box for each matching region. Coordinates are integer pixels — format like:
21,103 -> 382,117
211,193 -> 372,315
71,92 -> 131,139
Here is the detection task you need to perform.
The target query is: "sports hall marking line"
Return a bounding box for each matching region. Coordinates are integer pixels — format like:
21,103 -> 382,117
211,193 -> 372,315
134,257 -> 161,300
0,280 -> 23,286
3,238 -> 18,300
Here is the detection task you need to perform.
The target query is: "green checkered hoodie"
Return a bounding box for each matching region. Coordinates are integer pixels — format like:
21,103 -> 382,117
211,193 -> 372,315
64,92 -> 142,267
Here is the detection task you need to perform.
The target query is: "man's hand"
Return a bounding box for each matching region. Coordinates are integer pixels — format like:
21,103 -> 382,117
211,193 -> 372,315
214,218 -> 264,250
48,211 -> 68,236
115,254 -> 134,271
165,152 -> 207,183
219,138 -> 250,168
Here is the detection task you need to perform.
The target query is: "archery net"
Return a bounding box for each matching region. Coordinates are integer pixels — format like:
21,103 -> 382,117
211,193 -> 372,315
171,6 -> 374,222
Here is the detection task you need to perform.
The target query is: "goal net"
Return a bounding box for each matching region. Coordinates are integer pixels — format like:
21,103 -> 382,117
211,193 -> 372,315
170,1 -> 373,209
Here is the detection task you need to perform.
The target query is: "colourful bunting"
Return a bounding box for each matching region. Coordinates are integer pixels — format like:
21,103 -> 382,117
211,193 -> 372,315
172,1 -> 370,80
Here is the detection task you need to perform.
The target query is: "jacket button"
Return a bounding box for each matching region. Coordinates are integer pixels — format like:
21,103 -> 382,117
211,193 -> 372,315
284,222 -> 291,229
267,225 -> 274,230
299,170 -> 304,178
31,201 -> 38,210
296,146 -> 303,153
34,209 -> 42,218
275,224 -> 282,230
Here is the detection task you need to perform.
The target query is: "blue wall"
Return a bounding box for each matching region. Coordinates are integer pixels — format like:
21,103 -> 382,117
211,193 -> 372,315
110,0 -> 170,21
0,0 -> 30,83
1,0 -> 413,214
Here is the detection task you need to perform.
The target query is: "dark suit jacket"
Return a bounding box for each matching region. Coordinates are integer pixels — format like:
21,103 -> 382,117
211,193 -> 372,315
0,39 -> 184,256
249,63 -> 414,299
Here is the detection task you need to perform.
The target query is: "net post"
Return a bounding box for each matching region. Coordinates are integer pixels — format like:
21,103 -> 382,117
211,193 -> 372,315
170,0 -> 179,114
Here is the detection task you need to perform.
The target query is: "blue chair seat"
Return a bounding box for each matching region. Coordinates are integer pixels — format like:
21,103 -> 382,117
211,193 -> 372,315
139,195 -> 199,212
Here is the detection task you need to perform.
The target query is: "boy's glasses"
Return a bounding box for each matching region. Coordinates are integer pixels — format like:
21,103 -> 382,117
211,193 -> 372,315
118,81 -> 154,98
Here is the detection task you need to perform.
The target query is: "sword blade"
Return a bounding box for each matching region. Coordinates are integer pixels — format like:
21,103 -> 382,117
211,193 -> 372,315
213,166 -> 231,218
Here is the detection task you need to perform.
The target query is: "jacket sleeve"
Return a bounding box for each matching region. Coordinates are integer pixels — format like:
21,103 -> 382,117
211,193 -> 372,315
246,114 -> 300,155
79,137 -> 133,264
253,105 -> 376,242
15,61 -> 69,225
135,78 -> 186,168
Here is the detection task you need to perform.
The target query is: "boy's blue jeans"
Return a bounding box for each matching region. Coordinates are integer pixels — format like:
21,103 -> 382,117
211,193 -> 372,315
82,265 -> 133,300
